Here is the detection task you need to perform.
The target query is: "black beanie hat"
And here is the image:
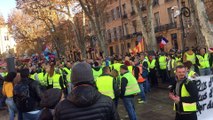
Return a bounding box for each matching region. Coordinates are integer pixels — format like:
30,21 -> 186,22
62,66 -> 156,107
71,62 -> 94,85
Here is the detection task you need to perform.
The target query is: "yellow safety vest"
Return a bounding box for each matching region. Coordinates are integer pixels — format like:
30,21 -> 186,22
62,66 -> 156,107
38,72 -> 46,86
112,63 -> 123,74
30,73 -> 36,80
46,73 -> 61,89
196,53 -> 210,69
127,66 -> 133,73
159,56 -> 167,70
185,53 -> 196,64
188,70 -> 196,78
174,81 -> 197,112
96,75 -> 115,99
121,72 -> 141,96
63,67 -> 71,83
92,68 -> 102,81
148,59 -> 156,69
175,57 -> 183,66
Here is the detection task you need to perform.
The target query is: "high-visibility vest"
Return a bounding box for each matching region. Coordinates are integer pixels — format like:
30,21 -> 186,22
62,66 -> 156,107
2,72 -> 8,77
96,75 -> 115,99
128,66 -> 133,73
46,73 -> 61,89
63,67 -> 71,83
174,80 -> 197,112
133,65 -> 145,83
188,70 -> 196,78
159,56 -> 167,70
30,73 -> 36,80
185,53 -> 196,64
112,63 -> 123,74
196,53 -> 210,69
121,72 -> 141,96
38,72 -> 46,86
148,59 -> 156,69
92,67 -> 102,81
175,57 -> 183,66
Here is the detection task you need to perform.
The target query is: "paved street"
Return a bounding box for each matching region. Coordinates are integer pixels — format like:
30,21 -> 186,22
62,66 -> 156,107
0,87 -> 175,120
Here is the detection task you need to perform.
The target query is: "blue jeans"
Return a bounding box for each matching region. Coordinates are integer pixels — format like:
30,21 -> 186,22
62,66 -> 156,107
138,83 -> 146,101
122,97 -> 138,120
144,79 -> 150,93
22,110 -> 41,120
199,68 -> 212,76
5,98 -> 17,120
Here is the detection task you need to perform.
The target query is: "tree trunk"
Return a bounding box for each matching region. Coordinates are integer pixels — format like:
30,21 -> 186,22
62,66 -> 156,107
191,0 -> 213,48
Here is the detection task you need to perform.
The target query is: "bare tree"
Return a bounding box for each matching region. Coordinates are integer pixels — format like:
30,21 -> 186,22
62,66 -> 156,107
79,0 -> 109,57
133,0 -> 157,51
190,0 -> 213,48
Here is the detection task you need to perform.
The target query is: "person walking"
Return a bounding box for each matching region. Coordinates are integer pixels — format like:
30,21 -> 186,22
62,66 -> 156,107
2,72 -> 18,120
169,65 -> 198,120
55,62 -> 119,120
120,65 -> 141,120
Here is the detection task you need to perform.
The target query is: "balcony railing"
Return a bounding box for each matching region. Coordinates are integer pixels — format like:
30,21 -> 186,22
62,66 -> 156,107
155,22 -> 177,32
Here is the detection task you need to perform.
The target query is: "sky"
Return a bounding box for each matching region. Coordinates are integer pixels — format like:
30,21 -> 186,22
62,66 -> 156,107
0,0 -> 16,21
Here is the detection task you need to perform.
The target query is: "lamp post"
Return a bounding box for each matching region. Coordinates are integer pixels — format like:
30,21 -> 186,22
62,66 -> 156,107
172,2 -> 190,51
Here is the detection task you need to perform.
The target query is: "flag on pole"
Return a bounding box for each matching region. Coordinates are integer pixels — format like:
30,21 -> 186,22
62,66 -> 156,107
129,36 -> 144,54
159,37 -> 169,48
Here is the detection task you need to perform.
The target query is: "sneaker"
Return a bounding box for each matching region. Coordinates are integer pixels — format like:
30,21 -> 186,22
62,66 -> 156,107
137,98 -> 141,101
124,115 -> 129,118
138,100 -> 145,104
168,85 -> 173,89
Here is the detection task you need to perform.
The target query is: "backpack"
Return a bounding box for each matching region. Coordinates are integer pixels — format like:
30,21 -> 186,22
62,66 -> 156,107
13,79 -> 35,112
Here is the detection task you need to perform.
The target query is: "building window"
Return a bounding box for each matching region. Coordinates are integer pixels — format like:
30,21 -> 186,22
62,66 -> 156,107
116,7 -> 120,18
153,0 -> 159,6
113,27 -> 117,40
171,33 -> 178,49
110,46 -> 113,56
107,30 -> 111,42
119,26 -> 123,38
116,45 -> 119,55
154,12 -> 160,27
111,9 -> 114,20
124,23 -> 128,35
122,4 -> 126,15
168,7 -> 175,23
114,8 -> 117,19
132,20 -> 137,33
130,0 -> 134,12
127,43 -> 131,48
117,27 -> 120,39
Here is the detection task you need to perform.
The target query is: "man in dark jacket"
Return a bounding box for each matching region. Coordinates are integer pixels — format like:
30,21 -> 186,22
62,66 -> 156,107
169,65 -> 198,120
14,68 -> 42,120
55,62 -> 120,120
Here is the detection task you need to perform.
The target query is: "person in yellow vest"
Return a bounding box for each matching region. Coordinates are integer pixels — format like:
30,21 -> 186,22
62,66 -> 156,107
133,58 -> 146,104
208,48 -> 213,72
183,61 -> 198,78
96,67 -> 119,106
148,55 -> 158,87
45,62 -> 65,90
169,65 -> 198,120
92,61 -> 102,81
175,51 -> 183,66
167,55 -> 176,88
140,53 -> 150,93
120,65 -> 140,120
196,48 -> 212,76
112,61 -> 123,75
158,52 -> 168,83
183,47 -> 196,70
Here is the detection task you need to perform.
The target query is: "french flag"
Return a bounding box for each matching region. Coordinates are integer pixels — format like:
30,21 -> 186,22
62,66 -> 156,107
160,37 -> 169,48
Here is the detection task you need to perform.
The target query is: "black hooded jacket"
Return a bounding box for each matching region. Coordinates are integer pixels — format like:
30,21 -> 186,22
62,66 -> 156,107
54,85 -> 120,120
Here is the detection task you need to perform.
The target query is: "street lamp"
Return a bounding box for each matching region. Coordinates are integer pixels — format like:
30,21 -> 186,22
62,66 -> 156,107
172,4 -> 190,51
